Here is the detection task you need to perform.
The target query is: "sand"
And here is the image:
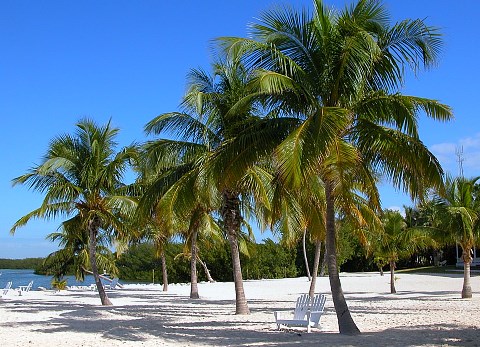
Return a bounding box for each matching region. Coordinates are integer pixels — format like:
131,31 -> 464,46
1,272 -> 479,347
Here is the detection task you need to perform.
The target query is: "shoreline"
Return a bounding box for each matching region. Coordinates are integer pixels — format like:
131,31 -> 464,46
1,272 -> 479,346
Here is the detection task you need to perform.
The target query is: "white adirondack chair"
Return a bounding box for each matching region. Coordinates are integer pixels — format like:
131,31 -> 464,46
104,278 -> 119,290
274,293 -> 326,333
1,281 -> 12,297
17,280 -> 33,296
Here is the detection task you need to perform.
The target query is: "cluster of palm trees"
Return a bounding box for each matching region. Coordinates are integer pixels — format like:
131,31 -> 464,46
369,174 -> 480,300
11,0 -> 460,335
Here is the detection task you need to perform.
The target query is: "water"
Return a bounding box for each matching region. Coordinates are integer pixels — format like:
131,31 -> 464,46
0,269 -> 97,290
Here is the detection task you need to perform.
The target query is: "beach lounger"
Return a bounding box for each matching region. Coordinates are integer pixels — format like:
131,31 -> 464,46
274,293 -> 326,333
1,281 -> 12,297
17,280 -> 33,295
104,278 -> 119,290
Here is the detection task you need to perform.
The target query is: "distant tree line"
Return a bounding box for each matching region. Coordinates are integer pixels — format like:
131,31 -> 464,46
7,232 -> 450,284
0,258 -> 44,270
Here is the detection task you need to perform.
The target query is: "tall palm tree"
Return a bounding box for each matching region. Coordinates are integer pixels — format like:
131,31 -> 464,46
219,0 -> 452,333
268,151 -> 382,298
11,119 -> 137,305
141,58 -> 287,314
425,176 -> 480,298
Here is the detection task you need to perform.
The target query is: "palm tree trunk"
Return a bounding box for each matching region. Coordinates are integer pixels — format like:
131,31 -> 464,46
198,256 -> 215,283
303,228 -> 312,281
389,261 -> 396,294
320,241 -> 327,277
88,216 -> 112,306
222,190 -> 250,315
308,238 -> 322,297
190,228 -> 199,299
161,251 -> 168,292
325,180 -> 360,335
462,248 -> 473,298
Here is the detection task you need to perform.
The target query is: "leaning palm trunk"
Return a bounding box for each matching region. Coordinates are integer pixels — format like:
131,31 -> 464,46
88,216 -> 112,306
389,261 -> 396,294
161,251 -> 168,292
325,181 -> 359,335
462,248 -> 473,298
198,256 -> 215,283
222,190 -> 250,315
308,239 -> 322,297
303,228 -> 312,281
190,228 -> 199,299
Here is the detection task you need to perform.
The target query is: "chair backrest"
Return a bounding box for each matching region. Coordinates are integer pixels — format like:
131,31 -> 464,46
3,281 -> 12,295
311,293 -> 326,312
26,281 -> 33,292
109,278 -> 119,289
293,294 -> 310,320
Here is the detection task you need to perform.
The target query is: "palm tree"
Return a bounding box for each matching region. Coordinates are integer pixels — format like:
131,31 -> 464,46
137,140 -> 215,299
267,172 -> 326,297
424,176 -> 480,298
219,0 -> 452,333
11,119 -> 137,305
373,209 -> 435,293
141,58 -> 286,314
181,206 -> 221,299
43,220 -> 118,285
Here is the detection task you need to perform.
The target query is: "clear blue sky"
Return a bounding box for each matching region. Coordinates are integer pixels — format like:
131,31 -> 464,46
1,0 -> 479,259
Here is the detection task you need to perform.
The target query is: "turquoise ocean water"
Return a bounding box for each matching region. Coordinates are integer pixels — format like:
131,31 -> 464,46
0,269 -> 97,290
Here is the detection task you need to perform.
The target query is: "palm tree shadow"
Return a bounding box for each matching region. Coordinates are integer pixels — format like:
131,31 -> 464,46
3,290 -> 479,346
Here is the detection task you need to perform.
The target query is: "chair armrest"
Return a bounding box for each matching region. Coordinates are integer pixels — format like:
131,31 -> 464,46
307,310 -> 325,328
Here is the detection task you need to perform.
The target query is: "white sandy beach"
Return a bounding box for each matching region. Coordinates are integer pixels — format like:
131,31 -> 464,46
1,272 -> 479,347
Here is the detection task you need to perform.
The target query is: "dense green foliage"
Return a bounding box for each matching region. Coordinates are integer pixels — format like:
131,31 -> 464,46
117,243 -> 188,283
242,239 -> 298,279
116,234 -> 375,283
117,240 -> 299,283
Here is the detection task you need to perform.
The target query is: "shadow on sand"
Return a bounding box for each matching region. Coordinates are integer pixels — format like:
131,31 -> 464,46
3,287 -> 480,347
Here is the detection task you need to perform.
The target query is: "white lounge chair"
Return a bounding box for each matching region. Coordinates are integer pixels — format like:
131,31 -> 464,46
274,294 -> 326,333
104,278 -> 119,290
1,281 -> 12,297
17,280 -> 33,295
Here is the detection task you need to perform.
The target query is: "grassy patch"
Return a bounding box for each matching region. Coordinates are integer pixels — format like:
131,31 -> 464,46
397,265 -> 480,276
397,266 -> 453,274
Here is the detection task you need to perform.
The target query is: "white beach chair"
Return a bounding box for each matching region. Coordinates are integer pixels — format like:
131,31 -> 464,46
104,278 -> 119,290
274,293 -> 326,333
1,281 -> 12,297
17,280 -> 33,295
